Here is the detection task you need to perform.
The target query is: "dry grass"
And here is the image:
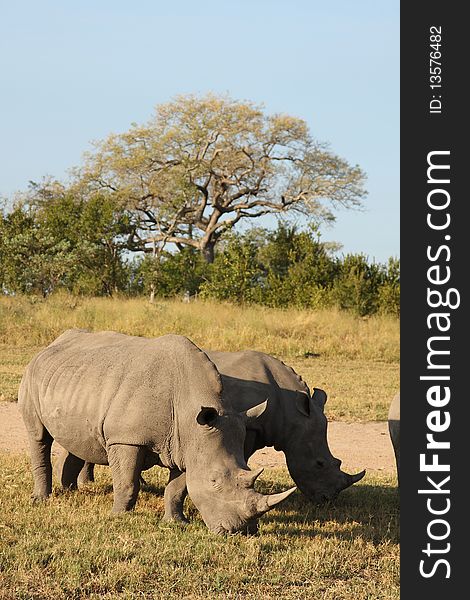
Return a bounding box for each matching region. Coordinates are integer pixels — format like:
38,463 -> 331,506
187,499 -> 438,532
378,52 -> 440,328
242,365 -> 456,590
0,294 -> 399,420
0,294 -> 399,360
0,453 -> 399,600
290,358 -> 399,421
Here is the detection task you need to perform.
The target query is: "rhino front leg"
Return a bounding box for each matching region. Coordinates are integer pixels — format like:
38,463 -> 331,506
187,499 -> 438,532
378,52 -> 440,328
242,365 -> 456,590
108,444 -> 146,512
163,469 -> 188,523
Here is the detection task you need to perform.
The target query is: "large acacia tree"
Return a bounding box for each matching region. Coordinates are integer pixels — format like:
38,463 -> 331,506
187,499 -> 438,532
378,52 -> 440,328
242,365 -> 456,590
76,94 -> 367,262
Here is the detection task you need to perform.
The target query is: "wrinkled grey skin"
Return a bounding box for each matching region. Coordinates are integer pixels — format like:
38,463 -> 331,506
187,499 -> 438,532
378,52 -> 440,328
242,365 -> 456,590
78,349 -> 364,523
18,330 -> 295,534
388,392 -> 400,485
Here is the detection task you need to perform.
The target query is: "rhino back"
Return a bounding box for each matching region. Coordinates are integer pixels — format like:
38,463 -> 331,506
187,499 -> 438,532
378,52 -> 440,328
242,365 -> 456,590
206,350 -> 309,411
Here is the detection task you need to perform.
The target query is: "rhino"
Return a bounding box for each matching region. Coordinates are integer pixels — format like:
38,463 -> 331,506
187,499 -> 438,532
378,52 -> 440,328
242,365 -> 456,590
75,349 -> 365,525
388,392 -> 400,485
18,330 -> 295,534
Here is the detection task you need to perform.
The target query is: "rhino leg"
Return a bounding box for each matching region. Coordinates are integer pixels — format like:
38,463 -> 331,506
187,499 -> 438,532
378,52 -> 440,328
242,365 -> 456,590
60,452 -> 86,490
163,469 -> 188,523
25,423 -> 53,501
78,462 -> 95,486
55,446 -> 88,489
108,444 -> 146,512
388,420 -> 400,486
77,461 -> 146,488
54,445 -> 67,481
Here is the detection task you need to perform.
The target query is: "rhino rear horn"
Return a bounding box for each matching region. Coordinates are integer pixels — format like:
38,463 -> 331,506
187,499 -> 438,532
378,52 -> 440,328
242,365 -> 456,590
239,467 -> 264,488
344,470 -> 366,487
350,470 -> 366,484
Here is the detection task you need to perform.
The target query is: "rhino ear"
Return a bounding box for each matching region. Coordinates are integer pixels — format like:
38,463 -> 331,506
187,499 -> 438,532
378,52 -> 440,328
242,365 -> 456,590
196,406 -> 219,426
312,388 -> 328,409
241,399 -> 268,428
295,391 -> 311,417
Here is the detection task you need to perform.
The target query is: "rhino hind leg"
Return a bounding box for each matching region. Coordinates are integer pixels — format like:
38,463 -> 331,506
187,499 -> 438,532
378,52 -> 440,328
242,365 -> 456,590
163,469 -> 189,523
108,444 -> 146,512
25,425 -> 53,501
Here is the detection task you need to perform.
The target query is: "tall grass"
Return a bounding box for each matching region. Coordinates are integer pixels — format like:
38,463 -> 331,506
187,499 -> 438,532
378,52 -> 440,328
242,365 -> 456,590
0,294 -> 399,417
0,293 -> 399,361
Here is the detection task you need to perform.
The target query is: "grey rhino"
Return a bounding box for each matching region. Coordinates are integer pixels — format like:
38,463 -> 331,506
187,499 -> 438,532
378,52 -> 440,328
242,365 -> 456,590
18,330 -> 295,534
77,349 -> 365,524
388,392 -> 400,485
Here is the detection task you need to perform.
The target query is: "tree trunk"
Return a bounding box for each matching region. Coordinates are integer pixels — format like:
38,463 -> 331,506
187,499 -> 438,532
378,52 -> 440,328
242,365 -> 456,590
149,239 -> 157,302
202,242 -> 215,264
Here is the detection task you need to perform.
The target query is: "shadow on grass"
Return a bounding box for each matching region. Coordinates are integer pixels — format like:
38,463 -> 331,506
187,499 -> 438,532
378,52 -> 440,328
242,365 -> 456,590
140,481 -> 166,496
262,484 -> 399,545
50,467 -> 398,545
139,474 -> 399,545
51,479 -> 166,501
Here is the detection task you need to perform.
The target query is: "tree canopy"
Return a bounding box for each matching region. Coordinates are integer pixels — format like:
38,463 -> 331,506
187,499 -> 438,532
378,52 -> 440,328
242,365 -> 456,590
75,93 -> 367,261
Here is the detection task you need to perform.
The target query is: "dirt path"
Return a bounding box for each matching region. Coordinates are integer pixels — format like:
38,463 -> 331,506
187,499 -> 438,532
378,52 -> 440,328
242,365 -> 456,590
0,402 -> 396,474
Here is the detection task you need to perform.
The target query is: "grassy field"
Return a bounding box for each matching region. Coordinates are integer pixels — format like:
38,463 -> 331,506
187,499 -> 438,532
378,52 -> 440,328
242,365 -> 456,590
0,295 -> 400,598
0,453 -> 399,600
0,294 -> 399,420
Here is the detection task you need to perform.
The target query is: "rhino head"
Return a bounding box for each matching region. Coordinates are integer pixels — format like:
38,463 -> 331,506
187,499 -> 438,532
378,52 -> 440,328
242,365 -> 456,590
185,403 -> 296,534
280,388 -> 365,503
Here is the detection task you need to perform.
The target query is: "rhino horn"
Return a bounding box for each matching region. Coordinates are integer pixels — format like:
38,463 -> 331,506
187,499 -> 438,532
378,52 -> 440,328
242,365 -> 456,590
242,400 -> 268,422
344,470 -> 366,487
239,467 -> 264,488
265,486 -> 297,508
252,486 -> 297,517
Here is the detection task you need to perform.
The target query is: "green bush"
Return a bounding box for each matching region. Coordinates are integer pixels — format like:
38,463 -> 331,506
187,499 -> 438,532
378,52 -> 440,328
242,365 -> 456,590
133,249 -> 210,298
200,236 -> 263,303
258,225 -> 338,308
377,258 -> 400,316
331,254 -> 384,316
1,193 -> 133,297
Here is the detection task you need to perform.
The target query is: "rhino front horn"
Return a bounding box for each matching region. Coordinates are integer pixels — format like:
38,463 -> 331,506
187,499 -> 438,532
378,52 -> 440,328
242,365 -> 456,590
254,486 -> 296,516
348,470 -> 366,485
266,486 -> 297,508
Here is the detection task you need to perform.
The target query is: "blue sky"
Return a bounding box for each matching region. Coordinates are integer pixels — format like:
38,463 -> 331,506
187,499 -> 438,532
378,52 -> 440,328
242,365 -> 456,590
1,1 -> 399,263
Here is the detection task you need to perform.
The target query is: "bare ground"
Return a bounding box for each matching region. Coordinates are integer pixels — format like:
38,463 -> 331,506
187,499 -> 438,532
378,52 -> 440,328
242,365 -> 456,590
0,402 -> 396,474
